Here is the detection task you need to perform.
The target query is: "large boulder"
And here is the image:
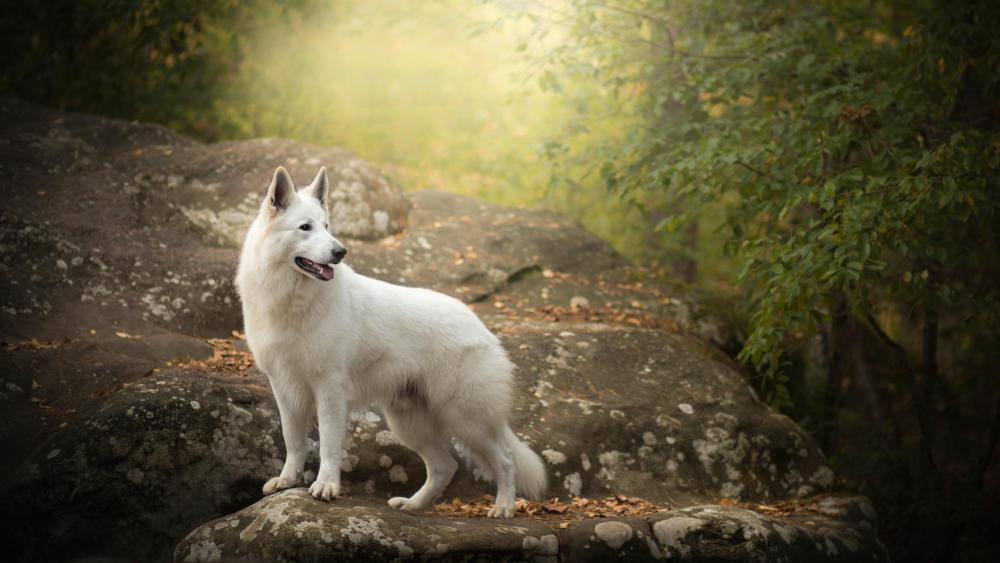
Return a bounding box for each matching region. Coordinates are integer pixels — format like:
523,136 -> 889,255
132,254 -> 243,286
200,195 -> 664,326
173,489 -> 887,562
0,330 -> 211,485
3,369 -> 280,561
172,139 -> 411,247
175,490 -> 557,563
0,97 -> 411,341
0,100 -> 882,562
0,328 -> 833,560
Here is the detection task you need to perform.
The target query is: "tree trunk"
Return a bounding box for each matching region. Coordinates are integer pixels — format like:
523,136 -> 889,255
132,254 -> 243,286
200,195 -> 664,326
821,300 -> 897,453
914,310 -> 940,485
645,200 -> 698,283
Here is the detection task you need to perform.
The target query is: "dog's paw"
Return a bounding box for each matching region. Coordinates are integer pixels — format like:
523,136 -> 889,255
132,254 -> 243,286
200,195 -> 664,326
262,475 -> 296,496
487,503 -> 515,519
388,496 -> 429,512
387,496 -> 410,509
308,479 -> 340,501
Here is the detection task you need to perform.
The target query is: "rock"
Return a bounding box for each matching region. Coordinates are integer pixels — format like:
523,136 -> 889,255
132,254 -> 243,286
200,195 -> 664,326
563,517 -> 653,561
174,139 -> 410,246
346,190 -> 743,354
1,369 -> 282,561
0,331 -> 212,484
174,489 -> 556,563
0,98 -> 410,341
345,190 -> 626,302
501,329 -> 832,504
648,498 -> 889,562
0,100 -> 883,562
174,490 -> 887,562
334,328 -> 834,507
2,327 -> 836,559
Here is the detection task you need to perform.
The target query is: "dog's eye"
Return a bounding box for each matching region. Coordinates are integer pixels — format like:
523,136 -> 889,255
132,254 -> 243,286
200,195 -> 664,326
299,224 -> 311,231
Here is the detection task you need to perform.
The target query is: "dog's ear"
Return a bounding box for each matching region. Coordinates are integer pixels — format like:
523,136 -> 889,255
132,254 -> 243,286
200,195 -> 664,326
267,166 -> 295,213
305,167 -> 329,211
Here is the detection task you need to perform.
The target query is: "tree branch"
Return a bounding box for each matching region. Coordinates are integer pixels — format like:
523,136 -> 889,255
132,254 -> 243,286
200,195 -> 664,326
736,160 -> 772,178
864,312 -> 940,479
864,313 -> 911,366
914,312 -> 941,479
546,1 -> 752,61
972,394 -> 1000,489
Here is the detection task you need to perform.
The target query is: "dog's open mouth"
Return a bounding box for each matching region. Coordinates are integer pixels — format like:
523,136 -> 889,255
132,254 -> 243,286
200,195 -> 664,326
295,257 -> 335,281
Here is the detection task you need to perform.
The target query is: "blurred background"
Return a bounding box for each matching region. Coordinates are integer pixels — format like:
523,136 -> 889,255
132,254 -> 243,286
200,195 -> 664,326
2,1 -> 998,560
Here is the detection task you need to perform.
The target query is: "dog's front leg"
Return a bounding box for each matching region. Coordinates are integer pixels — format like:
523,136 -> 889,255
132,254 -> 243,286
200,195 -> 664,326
309,381 -> 347,501
263,380 -> 314,495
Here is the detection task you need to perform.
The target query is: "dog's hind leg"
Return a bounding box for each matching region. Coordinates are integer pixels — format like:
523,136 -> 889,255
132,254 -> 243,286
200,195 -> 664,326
452,418 -> 516,518
473,440 -> 516,518
384,406 -> 458,511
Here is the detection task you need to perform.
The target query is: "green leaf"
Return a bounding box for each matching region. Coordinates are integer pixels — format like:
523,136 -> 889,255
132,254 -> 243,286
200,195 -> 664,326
796,54 -> 816,75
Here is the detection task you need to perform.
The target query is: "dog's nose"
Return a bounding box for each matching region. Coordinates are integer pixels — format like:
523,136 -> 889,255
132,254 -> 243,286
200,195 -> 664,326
331,246 -> 347,264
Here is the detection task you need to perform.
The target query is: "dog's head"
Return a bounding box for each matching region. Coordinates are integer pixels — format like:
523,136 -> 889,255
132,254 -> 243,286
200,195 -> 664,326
260,166 -> 347,281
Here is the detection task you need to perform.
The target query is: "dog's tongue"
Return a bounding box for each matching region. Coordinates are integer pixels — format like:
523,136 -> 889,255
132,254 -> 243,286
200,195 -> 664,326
317,263 -> 334,281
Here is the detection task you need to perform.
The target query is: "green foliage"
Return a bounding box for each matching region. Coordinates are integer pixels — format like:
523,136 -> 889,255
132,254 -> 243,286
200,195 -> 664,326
0,0 -> 313,129
511,0 -> 1000,405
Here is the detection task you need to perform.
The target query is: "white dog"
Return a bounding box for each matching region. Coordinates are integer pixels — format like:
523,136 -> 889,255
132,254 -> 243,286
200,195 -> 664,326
235,166 -> 546,518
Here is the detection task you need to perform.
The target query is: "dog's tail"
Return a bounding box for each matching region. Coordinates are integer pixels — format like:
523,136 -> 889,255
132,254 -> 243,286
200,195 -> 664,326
505,426 -> 547,500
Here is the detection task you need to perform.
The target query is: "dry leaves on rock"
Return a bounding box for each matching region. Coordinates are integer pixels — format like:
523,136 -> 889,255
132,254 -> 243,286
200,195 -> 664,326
529,305 -> 681,332
173,336 -> 254,376
722,497 -> 826,518
431,494 -> 664,522
2,338 -> 68,352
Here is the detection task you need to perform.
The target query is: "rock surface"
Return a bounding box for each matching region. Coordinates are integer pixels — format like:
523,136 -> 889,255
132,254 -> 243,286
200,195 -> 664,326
174,490 -> 887,562
0,98 -> 410,341
176,490 -> 557,563
0,99 -> 884,561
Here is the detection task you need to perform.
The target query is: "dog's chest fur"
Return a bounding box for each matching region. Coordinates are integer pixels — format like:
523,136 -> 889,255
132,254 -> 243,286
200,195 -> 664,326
243,281 -> 349,383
